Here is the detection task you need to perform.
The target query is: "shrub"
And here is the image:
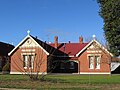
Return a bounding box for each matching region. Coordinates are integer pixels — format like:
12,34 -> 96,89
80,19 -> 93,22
2,62 -> 10,74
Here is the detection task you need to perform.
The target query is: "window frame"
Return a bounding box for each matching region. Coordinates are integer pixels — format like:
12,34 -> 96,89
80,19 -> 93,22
95,56 -> 101,69
23,55 -> 28,69
22,53 -> 35,69
88,56 -> 94,69
87,54 -> 101,69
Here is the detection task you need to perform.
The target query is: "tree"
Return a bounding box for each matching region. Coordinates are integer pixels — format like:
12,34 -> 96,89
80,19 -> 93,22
97,0 -> 120,56
2,61 -> 10,74
12,46 -> 57,81
10,37 -> 58,81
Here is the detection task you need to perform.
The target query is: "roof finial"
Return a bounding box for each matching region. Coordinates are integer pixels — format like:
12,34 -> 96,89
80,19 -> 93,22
92,34 -> 96,39
27,30 -> 30,35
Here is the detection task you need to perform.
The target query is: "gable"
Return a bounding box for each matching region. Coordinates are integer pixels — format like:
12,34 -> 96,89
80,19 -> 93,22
76,39 -> 113,57
88,42 -> 99,50
8,35 -> 49,56
20,38 -> 39,48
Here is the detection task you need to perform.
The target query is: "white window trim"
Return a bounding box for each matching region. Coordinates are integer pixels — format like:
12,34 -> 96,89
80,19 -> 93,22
88,56 -> 94,69
87,54 -> 101,69
21,49 -> 36,52
22,53 -> 35,69
23,55 -> 28,69
95,56 -> 101,69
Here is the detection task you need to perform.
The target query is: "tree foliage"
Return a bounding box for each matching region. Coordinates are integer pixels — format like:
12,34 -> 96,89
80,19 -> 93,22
2,62 -> 10,74
97,0 -> 120,56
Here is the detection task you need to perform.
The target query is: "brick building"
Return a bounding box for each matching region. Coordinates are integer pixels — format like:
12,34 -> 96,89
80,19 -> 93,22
9,34 -> 113,74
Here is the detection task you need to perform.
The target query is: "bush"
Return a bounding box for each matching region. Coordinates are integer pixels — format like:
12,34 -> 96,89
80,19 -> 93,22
2,62 -> 10,74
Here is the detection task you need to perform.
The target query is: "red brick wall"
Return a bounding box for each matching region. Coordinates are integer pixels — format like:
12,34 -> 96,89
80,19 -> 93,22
78,50 -> 111,74
10,47 -> 47,74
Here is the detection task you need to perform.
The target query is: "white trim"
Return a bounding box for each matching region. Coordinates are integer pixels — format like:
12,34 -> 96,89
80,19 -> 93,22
10,72 -> 47,75
10,72 -> 110,75
27,36 -> 49,55
87,54 -> 101,69
76,40 -> 92,57
87,50 -> 102,53
80,72 -> 110,74
88,56 -> 94,69
69,55 -> 75,57
87,54 -> 101,56
21,53 -> 36,55
8,34 -> 49,56
20,46 -> 37,48
22,54 -> 35,69
8,35 -> 29,56
21,49 -> 36,52
76,39 -> 113,57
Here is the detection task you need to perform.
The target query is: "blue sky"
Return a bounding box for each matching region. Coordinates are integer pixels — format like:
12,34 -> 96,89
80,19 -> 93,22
0,0 -> 105,45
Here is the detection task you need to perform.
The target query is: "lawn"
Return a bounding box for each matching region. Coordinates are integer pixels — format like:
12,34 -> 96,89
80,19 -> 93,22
0,74 -> 120,90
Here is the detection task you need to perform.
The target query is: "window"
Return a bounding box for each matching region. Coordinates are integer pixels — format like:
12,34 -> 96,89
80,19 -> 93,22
70,62 -> 75,69
23,55 -> 27,68
23,55 -> 34,69
88,55 -> 101,69
95,56 -> 100,69
89,56 -> 94,69
29,55 -> 34,68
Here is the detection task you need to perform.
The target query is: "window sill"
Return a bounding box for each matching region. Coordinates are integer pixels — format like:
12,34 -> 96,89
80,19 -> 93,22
24,67 -> 27,69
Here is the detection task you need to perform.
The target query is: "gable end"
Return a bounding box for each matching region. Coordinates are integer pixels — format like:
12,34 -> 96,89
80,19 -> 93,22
76,39 -> 113,57
8,35 -> 49,56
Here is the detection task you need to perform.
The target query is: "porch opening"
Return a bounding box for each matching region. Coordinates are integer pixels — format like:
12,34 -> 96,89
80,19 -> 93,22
51,60 -> 78,73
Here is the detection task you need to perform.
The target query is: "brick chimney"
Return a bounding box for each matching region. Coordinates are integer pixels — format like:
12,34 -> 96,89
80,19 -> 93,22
79,36 -> 83,44
54,36 -> 58,48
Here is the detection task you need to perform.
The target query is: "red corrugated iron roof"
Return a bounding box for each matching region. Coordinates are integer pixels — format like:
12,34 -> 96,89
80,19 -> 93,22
49,43 -> 88,56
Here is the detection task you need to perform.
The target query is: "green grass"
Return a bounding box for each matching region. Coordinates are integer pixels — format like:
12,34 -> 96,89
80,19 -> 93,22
46,75 -> 120,84
0,74 -> 120,90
